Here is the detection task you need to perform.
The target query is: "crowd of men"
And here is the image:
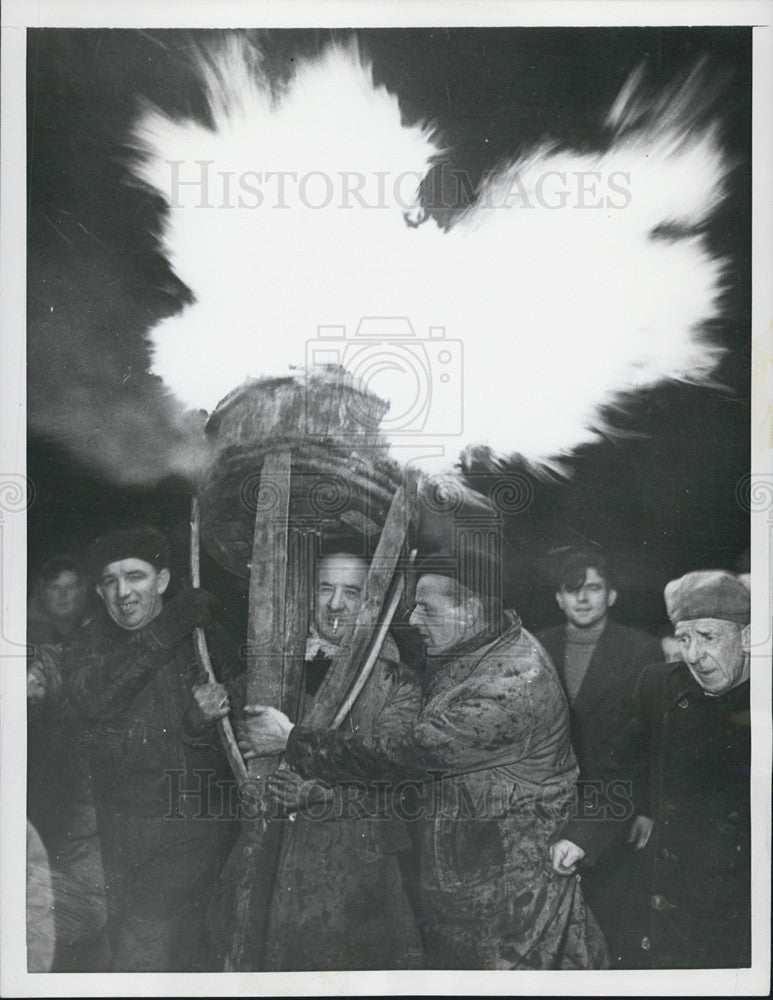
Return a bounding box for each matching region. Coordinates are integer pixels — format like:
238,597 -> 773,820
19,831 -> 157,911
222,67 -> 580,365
26,525 -> 753,972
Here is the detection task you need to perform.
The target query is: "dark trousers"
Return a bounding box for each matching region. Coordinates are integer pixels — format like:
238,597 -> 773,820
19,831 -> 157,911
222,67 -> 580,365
97,806 -> 228,972
579,832 -> 637,958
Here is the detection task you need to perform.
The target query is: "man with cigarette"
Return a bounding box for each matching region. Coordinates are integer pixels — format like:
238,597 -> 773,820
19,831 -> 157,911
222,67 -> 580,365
550,570 -> 752,968
235,544 -> 608,969
203,544 -> 424,970
62,526 -> 235,971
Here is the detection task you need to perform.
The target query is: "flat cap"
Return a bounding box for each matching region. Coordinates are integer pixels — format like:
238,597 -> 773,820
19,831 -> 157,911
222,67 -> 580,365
664,570 -> 750,626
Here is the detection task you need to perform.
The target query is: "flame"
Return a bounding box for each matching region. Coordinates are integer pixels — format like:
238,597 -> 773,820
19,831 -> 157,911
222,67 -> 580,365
130,36 -> 730,472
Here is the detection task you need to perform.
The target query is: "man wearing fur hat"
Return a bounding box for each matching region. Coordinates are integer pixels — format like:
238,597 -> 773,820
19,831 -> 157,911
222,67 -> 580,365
236,541 -> 608,969
551,570 -> 752,968
62,526 -> 236,972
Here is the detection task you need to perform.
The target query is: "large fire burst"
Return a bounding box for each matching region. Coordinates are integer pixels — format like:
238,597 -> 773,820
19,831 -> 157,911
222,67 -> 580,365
130,35 -> 730,472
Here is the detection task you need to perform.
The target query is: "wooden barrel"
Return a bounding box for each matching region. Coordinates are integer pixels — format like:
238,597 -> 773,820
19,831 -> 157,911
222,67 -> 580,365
197,367 -> 404,577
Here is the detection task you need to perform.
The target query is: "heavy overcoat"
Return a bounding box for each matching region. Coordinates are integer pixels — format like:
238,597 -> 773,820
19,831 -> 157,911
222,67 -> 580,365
567,660 -> 751,968
62,602 -> 235,971
260,635 -> 424,970
287,613 -> 609,969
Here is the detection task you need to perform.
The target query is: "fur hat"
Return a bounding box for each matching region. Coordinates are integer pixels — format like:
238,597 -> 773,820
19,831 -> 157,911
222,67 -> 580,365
664,570 -> 750,626
89,526 -> 171,578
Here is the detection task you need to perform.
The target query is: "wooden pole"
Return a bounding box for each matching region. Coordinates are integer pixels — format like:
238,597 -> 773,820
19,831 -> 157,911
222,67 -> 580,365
189,497 -> 248,786
228,451 -> 294,970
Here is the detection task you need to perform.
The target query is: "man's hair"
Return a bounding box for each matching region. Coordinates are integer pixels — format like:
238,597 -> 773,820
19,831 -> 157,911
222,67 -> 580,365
555,549 -> 616,593
34,555 -> 86,588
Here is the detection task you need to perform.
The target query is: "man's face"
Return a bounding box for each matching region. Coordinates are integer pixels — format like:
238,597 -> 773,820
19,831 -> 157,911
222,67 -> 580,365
409,573 -> 482,657
674,618 -> 749,695
314,554 -> 367,646
96,558 -> 170,631
556,567 -> 616,629
42,570 -> 87,619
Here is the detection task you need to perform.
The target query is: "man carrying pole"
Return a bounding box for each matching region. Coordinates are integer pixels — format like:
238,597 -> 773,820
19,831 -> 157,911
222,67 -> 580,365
62,526 -> 237,972
236,537 -> 609,969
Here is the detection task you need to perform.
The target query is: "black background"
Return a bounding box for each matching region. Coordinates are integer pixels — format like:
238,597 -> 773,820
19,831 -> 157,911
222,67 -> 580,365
26,27 -> 751,634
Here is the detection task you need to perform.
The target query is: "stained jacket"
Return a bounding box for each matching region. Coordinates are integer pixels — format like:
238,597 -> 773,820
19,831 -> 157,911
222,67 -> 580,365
566,660 -> 751,969
63,604 -> 234,817
286,612 -> 608,969
261,635 -> 424,970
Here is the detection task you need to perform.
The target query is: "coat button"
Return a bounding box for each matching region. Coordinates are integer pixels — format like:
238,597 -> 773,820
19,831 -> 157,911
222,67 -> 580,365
651,895 -> 670,911
727,811 -> 740,825
641,936 -> 651,951
678,697 -> 689,709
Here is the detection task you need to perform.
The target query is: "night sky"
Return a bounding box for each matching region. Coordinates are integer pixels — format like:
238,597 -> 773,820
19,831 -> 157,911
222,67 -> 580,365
26,26 -> 751,633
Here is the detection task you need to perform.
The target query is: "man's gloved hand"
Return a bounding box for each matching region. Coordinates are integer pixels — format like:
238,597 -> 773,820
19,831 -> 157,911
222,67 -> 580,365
187,681 -> 231,731
266,769 -> 333,814
146,588 -> 216,647
236,705 -> 294,758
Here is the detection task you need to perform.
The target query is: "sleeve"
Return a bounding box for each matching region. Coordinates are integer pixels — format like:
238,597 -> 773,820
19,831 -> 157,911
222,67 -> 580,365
287,669 -> 540,787
369,661 -> 422,741
559,661 -> 659,863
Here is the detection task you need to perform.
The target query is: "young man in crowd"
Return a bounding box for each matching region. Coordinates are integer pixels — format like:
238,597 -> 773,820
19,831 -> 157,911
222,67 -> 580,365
537,549 -> 663,950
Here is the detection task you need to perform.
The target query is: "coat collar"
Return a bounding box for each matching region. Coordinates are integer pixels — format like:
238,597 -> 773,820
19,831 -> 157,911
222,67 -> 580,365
422,610 -> 522,688
665,661 -> 751,710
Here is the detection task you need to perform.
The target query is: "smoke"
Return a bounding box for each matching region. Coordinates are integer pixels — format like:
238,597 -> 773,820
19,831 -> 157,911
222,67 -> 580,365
27,242 -> 211,485
127,36 -> 731,473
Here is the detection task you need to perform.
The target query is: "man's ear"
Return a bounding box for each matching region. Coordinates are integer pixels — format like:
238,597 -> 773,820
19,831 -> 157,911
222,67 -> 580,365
95,584 -> 106,604
555,591 -> 567,612
463,595 -> 485,629
607,588 -> 618,609
156,568 -> 171,596
741,623 -> 750,654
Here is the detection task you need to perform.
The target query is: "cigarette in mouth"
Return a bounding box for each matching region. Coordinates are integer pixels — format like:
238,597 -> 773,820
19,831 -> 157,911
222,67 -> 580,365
332,618 -> 339,633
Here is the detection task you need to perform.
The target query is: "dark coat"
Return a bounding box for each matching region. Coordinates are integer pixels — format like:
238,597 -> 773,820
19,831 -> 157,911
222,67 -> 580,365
536,619 -> 663,781
568,660 -> 751,969
261,636 -> 423,971
27,646 -> 107,962
63,605 -> 234,817
61,602 -> 237,971
536,621 -> 662,951
286,613 -> 609,970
